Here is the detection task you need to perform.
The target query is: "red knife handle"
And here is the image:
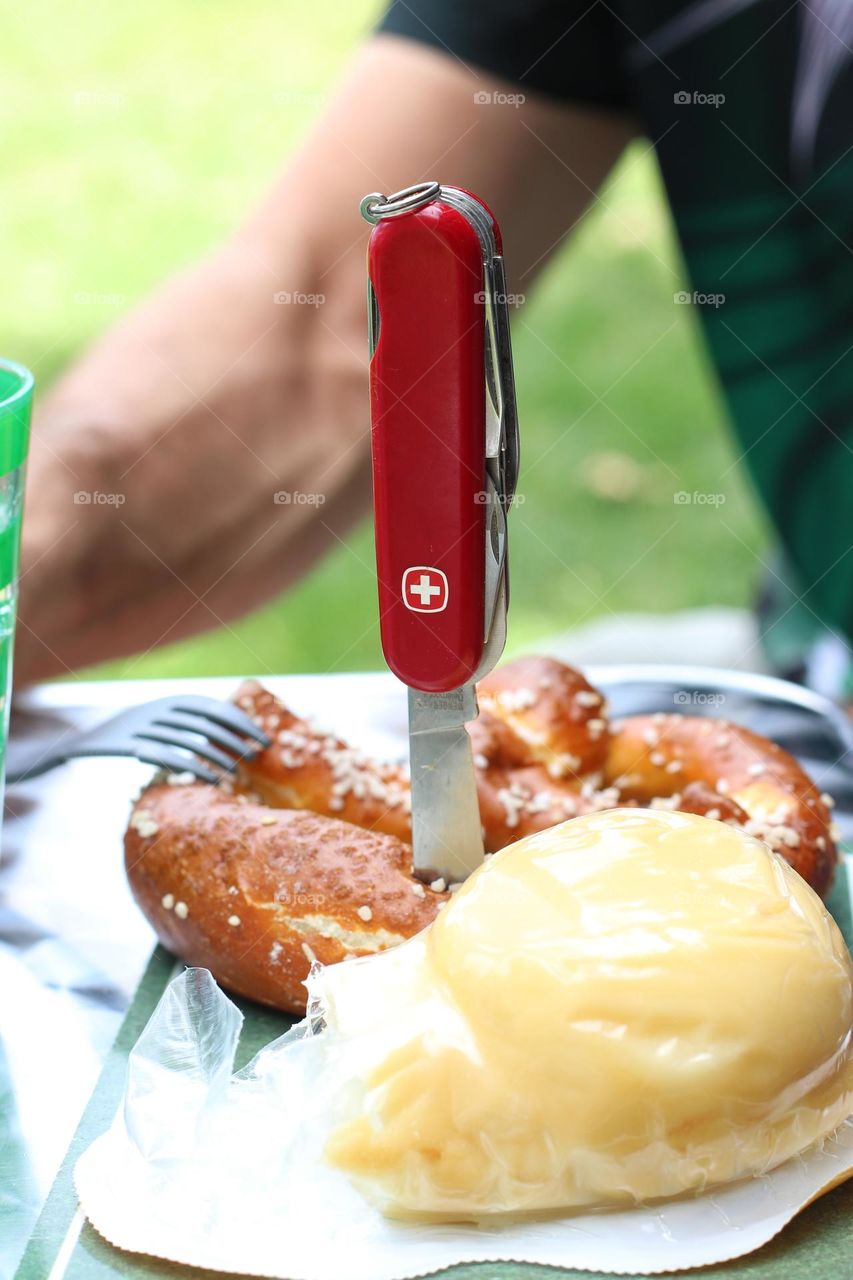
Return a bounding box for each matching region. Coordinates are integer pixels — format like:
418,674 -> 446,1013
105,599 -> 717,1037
368,199 -> 487,694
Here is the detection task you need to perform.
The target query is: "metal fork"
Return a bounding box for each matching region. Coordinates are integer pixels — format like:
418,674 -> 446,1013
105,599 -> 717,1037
6,694 -> 270,785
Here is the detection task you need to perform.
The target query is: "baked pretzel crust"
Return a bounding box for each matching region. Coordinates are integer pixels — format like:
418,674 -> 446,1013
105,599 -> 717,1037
126,784 -> 445,1012
125,657 -> 838,1013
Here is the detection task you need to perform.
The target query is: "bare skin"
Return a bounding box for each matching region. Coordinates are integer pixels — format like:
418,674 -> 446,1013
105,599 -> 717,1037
17,35 -> 634,682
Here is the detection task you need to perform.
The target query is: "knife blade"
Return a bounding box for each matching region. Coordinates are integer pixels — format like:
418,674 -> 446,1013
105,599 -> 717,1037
408,685 -> 483,883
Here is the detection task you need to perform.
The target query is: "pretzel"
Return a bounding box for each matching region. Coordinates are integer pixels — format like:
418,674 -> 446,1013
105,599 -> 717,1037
125,784 -> 446,1013
125,657 -> 838,1013
605,713 -> 837,896
232,656 -> 837,885
229,681 -> 413,843
226,658 -> 611,848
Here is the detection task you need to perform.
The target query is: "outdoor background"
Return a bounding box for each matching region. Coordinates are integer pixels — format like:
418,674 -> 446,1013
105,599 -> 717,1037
3,0 -> 768,679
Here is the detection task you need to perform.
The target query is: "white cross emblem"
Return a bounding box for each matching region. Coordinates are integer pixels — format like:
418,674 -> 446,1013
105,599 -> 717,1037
410,574 -> 440,605
402,566 -> 448,613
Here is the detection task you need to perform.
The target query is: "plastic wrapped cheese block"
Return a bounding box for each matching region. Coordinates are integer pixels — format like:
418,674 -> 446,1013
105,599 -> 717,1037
323,808 -> 853,1220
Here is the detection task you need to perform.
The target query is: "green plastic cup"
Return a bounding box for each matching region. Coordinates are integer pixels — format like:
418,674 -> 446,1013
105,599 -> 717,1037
0,359 -> 33,806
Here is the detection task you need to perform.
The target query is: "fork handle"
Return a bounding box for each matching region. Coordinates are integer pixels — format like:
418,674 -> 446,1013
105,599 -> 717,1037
5,741 -> 69,784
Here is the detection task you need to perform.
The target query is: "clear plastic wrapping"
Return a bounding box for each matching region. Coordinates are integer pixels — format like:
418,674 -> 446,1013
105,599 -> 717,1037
322,809 -> 853,1219
75,809 -> 853,1276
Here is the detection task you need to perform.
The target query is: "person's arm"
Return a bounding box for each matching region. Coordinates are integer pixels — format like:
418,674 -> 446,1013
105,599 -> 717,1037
18,34 -> 634,682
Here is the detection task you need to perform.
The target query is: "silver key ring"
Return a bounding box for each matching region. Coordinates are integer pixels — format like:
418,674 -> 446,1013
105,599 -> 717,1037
359,181 -> 441,224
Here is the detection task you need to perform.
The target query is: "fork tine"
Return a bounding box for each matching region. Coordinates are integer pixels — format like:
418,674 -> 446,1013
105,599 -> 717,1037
168,696 -> 270,746
135,730 -> 238,774
134,745 -> 220,784
152,711 -> 258,760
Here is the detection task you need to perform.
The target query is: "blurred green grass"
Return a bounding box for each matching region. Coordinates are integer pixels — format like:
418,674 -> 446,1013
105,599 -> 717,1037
2,0 -> 768,679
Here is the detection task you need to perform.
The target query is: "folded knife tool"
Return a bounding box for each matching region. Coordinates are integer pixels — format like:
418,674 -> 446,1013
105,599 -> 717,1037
360,181 -> 519,883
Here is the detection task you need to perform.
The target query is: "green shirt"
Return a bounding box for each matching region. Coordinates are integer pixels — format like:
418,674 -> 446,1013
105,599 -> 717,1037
378,0 -> 853,649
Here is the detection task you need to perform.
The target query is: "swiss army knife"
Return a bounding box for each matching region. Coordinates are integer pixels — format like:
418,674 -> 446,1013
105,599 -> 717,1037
360,181 -> 519,882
